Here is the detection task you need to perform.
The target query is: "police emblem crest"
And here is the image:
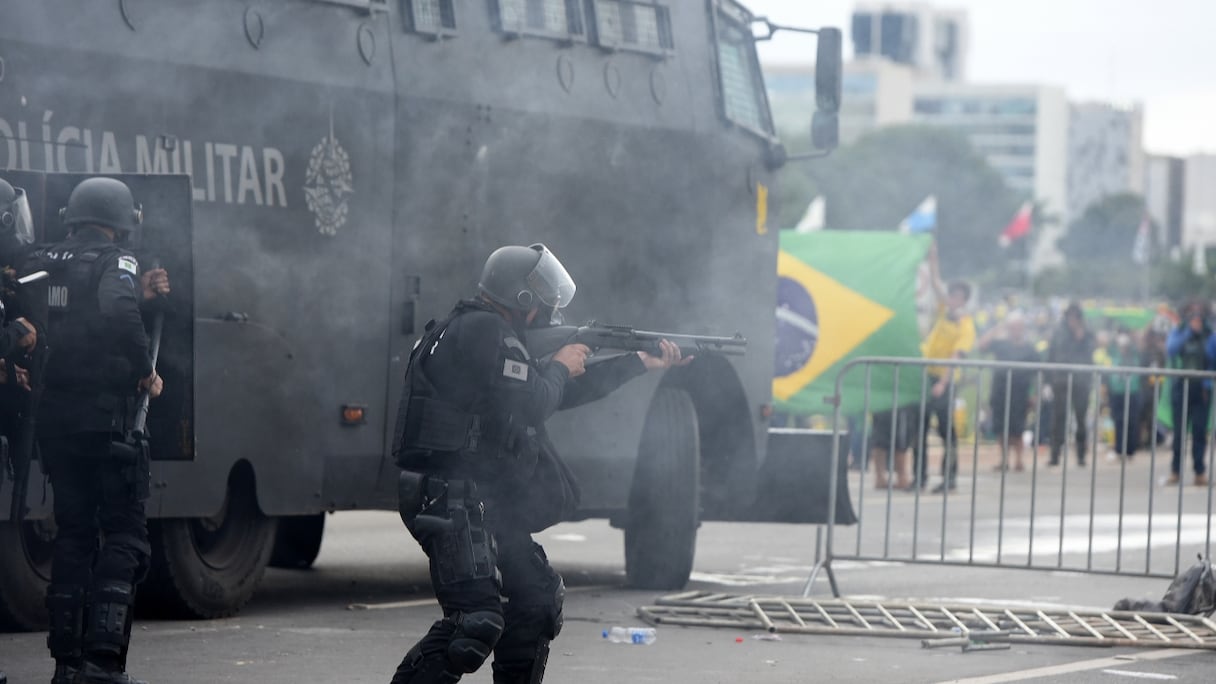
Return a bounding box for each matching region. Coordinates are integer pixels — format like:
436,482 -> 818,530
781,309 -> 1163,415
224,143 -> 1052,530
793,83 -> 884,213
303,118 -> 354,236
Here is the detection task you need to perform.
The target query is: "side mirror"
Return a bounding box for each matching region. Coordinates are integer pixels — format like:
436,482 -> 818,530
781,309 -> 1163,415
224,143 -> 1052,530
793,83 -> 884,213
815,27 -> 842,114
764,24 -> 843,164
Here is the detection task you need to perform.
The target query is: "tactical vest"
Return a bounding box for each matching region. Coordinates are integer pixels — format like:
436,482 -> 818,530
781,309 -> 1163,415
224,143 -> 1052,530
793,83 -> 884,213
28,241 -> 133,393
392,304 -> 531,476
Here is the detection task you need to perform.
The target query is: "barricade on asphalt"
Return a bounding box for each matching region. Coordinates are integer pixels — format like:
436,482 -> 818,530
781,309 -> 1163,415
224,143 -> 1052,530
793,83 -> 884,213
805,357 -> 1216,597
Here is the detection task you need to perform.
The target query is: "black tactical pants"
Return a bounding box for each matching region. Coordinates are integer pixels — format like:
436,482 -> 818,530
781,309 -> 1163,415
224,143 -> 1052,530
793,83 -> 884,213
43,432 -> 150,588
394,518 -> 564,683
42,432 -> 150,667
1050,379 -> 1092,464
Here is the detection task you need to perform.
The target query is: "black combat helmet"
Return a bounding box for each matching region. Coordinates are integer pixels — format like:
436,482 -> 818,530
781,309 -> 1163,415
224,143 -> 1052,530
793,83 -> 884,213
60,177 -> 143,237
478,243 -> 576,313
0,177 -> 35,245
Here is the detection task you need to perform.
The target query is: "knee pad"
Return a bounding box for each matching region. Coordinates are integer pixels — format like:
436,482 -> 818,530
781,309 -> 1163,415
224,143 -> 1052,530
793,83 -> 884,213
446,610 -> 504,674
106,532 -> 152,583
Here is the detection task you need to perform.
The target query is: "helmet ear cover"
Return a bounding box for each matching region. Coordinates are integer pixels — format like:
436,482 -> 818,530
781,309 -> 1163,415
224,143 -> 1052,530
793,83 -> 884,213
516,290 -> 534,308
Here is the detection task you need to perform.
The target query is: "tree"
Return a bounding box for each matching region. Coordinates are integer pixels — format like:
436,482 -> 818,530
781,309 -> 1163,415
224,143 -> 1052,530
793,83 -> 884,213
1056,193 -> 1149,265
773,126 -> 1024,277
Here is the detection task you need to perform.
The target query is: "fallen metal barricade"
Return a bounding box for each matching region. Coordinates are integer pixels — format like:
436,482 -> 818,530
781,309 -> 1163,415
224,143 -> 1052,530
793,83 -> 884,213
805,357 -> 1216,597
639,591 -> 1216,650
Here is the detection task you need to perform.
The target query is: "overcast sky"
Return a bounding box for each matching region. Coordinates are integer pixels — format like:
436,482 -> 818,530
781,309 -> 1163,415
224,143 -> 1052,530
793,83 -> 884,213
744,0 -> 1216,156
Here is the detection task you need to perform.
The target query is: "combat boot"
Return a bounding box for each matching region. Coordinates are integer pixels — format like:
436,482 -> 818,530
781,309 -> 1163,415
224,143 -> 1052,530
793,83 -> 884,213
72,661 -> 146,684
78,582 -> 141,684
52,662 -> 79,684
47,585 -> 86,684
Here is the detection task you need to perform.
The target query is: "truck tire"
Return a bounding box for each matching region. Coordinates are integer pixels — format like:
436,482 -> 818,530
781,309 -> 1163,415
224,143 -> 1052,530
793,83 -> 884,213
269,513 -> 325,570
138,469 -> 275,619
0,518 -> 54,631
625,386 -> 700,590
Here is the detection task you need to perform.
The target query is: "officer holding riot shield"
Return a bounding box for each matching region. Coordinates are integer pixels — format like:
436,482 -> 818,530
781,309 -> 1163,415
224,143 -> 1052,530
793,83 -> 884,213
24,178 -> 166,684
390,244 -> 688,683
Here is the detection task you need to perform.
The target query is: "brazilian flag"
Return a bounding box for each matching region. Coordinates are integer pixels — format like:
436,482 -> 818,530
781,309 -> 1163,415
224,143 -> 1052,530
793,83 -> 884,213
774,230 -> 930,416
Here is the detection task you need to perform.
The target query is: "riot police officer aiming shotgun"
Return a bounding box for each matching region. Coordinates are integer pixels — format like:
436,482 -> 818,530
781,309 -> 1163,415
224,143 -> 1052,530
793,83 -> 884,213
22,177 -> 168,684
390,244 -> 692,684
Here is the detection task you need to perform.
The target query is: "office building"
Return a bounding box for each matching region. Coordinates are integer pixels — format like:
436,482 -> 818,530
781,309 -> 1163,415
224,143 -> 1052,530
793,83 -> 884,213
1144,155 -> 1186,254
767,59 -> 915,145
1183,155 -> 1216,249
911,82 -> 1069,267
852,3 -> 969,82
1067,102 -> 1145,220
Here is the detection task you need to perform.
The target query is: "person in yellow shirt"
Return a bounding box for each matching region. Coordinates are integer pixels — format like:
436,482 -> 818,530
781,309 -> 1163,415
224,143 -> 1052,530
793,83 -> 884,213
913,243 -> 976,493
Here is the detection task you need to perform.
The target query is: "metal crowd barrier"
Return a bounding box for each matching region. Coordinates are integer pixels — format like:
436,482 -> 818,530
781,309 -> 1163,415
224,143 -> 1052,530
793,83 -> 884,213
805,357 -> 1216,597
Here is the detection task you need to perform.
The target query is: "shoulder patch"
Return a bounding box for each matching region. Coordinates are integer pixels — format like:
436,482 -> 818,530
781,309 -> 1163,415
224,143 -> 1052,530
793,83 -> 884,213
503,335 -> 531,361
117,255 -> 139,275
503,359 -> 529,382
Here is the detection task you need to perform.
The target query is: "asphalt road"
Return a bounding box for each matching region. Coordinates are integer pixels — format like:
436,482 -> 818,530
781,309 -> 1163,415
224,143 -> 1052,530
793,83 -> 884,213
2,447 -> 1215,683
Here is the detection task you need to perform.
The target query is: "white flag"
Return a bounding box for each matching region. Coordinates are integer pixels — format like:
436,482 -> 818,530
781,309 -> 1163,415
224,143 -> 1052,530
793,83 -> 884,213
794,196 -> 825,233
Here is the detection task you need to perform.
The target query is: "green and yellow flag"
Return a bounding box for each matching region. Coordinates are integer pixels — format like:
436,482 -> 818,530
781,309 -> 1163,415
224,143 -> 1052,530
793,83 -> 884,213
774,230 -> 930,416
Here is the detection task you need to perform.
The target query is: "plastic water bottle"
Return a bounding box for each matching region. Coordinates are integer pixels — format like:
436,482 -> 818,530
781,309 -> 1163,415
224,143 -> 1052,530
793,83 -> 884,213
602,626 -> 657,645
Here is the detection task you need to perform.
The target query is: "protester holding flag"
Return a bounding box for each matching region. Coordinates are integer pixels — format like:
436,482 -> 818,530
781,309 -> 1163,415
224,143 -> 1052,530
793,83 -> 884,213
913,242 -> 975,493
1046,303 -> 1097,467
1165,301 -> 1216,486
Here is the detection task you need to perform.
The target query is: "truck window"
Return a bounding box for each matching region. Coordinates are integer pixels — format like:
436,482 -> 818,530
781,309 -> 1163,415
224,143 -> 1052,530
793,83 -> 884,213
493,0 -> 586,41
311,0 -> 389,11
714,1 -> 774,137
589,1 -> 674,56
403,0 -> 457,36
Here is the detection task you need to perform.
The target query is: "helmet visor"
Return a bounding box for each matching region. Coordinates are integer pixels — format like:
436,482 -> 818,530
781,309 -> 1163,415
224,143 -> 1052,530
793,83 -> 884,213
10,189 -> 34,245
525,245 -> 576,309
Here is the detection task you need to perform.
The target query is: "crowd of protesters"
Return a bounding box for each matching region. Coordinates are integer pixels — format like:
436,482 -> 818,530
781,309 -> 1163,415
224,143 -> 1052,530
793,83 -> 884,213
855,261 -> 1212,492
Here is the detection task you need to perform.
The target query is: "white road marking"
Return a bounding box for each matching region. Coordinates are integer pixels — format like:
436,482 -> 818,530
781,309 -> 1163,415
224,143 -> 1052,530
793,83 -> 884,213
348,597 -> 437,611
548,533 -> 587,542
944,514 -> 1213,563
938,648 -> 1195,684
1100,669 -> 1178,680
347,584 -> 612,611
691,561 -> 904,588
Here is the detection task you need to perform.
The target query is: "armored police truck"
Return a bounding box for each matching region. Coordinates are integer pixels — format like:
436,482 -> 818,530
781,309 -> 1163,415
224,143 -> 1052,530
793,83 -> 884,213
0,0 -> 841,630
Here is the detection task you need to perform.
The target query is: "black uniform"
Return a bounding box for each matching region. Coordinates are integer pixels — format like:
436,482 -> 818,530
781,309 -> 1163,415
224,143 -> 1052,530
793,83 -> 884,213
0,198 -> 34,358
25,227 -> 154,678
392,298 -> 646,684
1046,323 -> 1096,465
